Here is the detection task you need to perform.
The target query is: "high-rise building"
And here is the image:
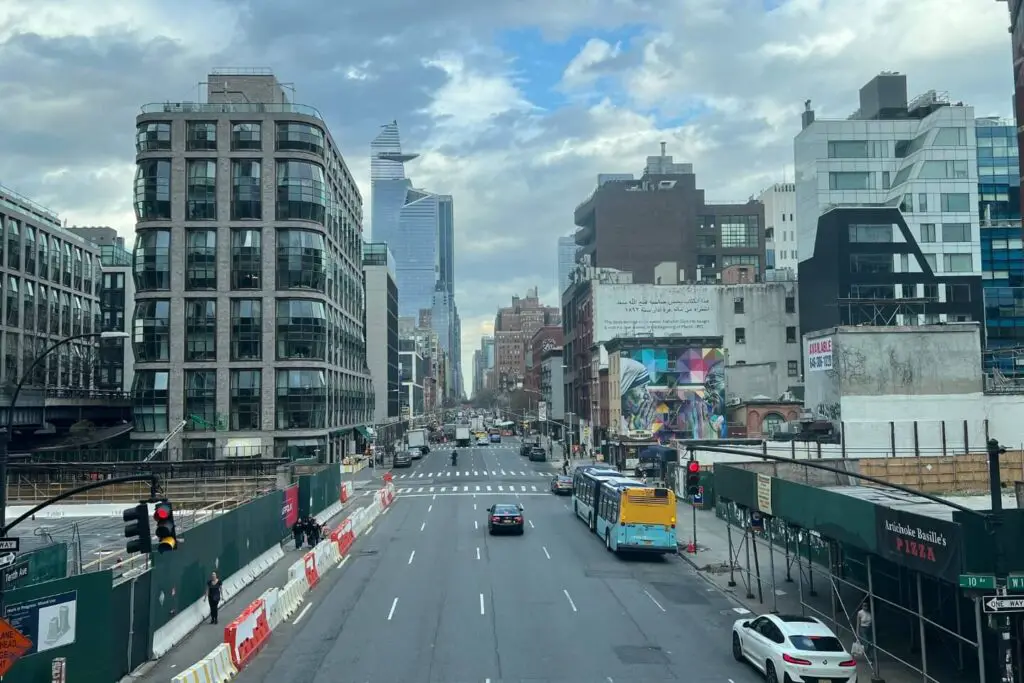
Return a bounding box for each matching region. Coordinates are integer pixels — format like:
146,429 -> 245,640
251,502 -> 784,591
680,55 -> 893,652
557,235 -> 579,294
1004,0 -> 1024,219
438,195 -> 455,295
362,242 -> 400,423
131,69 -> 372,462
573,144 -> 765,284
756,183 -> 798,275
473,335 -> 495,397
493,288 -> 560,387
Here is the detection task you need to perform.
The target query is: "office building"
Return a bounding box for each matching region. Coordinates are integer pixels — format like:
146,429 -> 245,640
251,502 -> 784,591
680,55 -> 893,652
362,242 -> 400,424
131,69 -> 372,462
493,288 -> 560,387
1003,0 -> 1024,218
399,338 -> 426,417
573,143 -> 765,285
796,73 -> 981,288
557,235 -> 579,294
473,335 -> 495,397
67,226 -> 135,393
757,183 -> 798,274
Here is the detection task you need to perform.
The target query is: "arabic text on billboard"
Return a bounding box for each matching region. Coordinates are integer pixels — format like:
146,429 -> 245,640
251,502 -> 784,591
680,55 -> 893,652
806,337 -> 833,372
593,284 -> 718,342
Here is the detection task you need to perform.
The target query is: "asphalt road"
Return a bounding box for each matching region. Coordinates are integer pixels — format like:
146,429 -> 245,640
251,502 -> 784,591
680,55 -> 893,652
234,438 -> 765,683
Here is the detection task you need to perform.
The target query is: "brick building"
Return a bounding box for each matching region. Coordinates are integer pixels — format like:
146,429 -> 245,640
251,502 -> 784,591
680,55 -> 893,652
493,288 -> 560,388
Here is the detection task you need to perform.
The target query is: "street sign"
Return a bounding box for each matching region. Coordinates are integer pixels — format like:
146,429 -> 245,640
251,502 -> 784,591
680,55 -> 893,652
1008,575 -> 1024,591
0,539 -> 20,554
0,617 -> 32,677
983,595 -> 1024,614
959,574 -> 997,590
0,555 -> 17,570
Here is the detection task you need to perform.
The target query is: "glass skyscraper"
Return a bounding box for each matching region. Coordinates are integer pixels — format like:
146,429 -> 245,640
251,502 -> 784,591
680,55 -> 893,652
557,235 -> 579,294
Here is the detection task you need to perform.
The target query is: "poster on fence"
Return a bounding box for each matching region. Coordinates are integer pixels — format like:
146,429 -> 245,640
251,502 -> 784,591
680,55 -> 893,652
281,485 -> 299,529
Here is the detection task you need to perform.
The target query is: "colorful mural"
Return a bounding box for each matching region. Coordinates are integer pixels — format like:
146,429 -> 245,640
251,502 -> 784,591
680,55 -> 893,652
619,346 -> 727,442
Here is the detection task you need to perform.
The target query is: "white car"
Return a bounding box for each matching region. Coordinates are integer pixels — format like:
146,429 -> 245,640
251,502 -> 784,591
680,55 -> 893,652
476,437 -> 489,446
732,613 -> 857,683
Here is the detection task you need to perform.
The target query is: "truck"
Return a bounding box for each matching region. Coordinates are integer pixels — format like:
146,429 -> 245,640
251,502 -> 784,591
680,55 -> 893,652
470,416 -> 484,433
455,424 -> 472,447
407,428 -> 427,452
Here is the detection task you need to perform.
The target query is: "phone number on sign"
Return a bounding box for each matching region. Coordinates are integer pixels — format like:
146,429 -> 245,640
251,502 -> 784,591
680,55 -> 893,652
808,355 -> 833,370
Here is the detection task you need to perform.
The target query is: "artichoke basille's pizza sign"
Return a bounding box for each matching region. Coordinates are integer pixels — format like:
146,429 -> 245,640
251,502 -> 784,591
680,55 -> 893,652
876,508 -> 962,582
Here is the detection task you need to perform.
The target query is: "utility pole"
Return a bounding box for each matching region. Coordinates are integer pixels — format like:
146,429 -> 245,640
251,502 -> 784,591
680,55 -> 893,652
988,438 -> 1015,683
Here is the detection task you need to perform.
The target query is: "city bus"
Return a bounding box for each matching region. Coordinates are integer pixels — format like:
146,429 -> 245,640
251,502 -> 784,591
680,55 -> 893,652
571,466 -> 628,530
595,481 -> 677,554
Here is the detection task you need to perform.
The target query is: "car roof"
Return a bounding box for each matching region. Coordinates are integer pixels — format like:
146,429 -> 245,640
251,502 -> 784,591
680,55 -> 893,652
764,614 -> 833,637
491,502 -> 520,511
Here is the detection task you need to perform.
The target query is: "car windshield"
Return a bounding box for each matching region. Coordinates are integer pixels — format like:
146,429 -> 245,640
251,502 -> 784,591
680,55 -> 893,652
557,476 -> 572,482
789,635 -> 844,652
492,505 -> 519,514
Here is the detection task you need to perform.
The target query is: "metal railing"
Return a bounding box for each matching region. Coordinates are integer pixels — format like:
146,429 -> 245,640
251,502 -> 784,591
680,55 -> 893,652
44,388 -> 131,401
139,102 -> 323,120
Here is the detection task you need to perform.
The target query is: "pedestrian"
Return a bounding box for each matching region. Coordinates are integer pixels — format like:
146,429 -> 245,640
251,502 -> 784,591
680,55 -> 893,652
856,602 -> 873,658
562,460 -> 569,476
207,571 -> 222,625
292,520 -> 304,550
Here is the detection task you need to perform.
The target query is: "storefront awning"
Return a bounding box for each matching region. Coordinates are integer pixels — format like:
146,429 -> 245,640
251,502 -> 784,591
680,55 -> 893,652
355,425 -> 372,440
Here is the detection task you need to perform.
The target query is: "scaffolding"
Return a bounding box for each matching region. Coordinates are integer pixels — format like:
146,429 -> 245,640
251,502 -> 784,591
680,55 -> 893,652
836,297 -> 933,327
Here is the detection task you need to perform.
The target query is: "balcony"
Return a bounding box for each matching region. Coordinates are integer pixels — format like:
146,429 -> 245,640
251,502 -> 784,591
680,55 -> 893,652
139,102 -> 324,120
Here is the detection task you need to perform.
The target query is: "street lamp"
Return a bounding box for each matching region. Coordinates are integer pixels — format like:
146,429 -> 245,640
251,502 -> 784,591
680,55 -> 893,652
0,330 -> 130,533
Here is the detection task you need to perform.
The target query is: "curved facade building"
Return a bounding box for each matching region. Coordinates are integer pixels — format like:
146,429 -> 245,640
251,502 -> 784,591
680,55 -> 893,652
131,69 -> 372,461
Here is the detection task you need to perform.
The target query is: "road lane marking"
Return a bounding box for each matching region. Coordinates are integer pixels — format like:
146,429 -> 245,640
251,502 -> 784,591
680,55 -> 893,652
387,597 -> 398,620
364,524 -> 374,535
528,520 -> 535,528
476,547 -> 480,560
420,521 -> 426,531
474,520 -> 479,530
408,550 -> 415,565
643,589 -> 666,612
563,589 -> 578,613
473,503 -> 477,510
542,546 -> 551,560
292,603 -> 312,625
479,593 -> 486,615
339,556 -> 350,569
428,504 -> 433,512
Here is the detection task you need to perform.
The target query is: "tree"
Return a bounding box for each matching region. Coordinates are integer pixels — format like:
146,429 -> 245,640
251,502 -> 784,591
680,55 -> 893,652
470,389 -> 499,409
507,389 -> 534,415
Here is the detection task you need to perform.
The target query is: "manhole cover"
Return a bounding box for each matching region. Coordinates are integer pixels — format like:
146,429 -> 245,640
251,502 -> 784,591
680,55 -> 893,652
649,581 -> 710,605
614,645 -> 669,665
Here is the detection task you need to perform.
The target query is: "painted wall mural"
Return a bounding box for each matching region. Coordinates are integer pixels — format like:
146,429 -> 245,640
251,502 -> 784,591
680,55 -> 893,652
619,346 -> 727,442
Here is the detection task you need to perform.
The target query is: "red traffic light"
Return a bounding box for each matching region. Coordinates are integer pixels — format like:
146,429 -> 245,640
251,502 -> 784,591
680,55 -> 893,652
687,461 -> 701,474
154,506 -> 171,521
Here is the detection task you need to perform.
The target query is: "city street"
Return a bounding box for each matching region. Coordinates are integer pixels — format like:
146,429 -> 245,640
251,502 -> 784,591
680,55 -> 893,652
233,438 -> 764,683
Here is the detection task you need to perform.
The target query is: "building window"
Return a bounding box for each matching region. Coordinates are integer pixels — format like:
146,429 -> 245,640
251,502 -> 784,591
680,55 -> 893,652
849,254 -> 893,275
276,369 -> 327,430
891,164 -> 914,187
943,254 -> 972,273
226,229 -> 262,290
719,215 -> 759,248
230,369 -> 262,431
132,299 -> 170,362
848,224 -> 893,243
918,193 -> 928,212
761,412 -> 785,436
132,370 -> 169,432
184,440 -> 215,460
941,223 -> 971,243
231,160 -> 262,220
923,253 -> 937,272
185,370 -> 217,430
786,326 -> 797,343
133,230 -> 171,291
184,229 -> 217,290
230,299 -> 262,361
920,223 -> 937,243
276,229 -> 327,291
785,295 -> 795,314
829,172 -> 874,191
733,297 -> 744,314
933,127 -> 968,146
186,121 -> 217,151
276,160 -> 327,223
185,299 -> 217,361
827,140 -> 887,158
134,160 -> 172,221
6,220 -> 19,271
136,122 -> 170,153
735,328 -> 746,344
940,193 -> 970,212
231,122 -> 262,151
275,122 -> 325,156
787,361 -> 799,378
186,160 -> 217,220
276,299 -> 328,360
696,235 -> 717,249
919,160 -> 969,180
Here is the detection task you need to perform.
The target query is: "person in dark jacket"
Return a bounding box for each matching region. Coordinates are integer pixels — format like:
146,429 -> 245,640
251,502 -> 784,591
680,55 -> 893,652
292,520 -> 304,549
207,571 -> 222,625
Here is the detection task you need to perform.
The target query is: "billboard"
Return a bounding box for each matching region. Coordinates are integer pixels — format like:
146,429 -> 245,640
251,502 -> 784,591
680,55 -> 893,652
806,336 -> 833,372
281,484 -> 299,529
619,345 -> 727,442
593,284 -> 719,342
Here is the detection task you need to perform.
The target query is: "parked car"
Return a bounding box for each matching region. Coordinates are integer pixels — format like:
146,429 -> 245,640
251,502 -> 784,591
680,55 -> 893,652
394,451 -> 412,468
732,614 -> 856,683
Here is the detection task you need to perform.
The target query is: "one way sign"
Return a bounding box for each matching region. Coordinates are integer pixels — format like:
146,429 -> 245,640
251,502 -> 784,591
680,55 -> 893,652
984,596 -> 1024,613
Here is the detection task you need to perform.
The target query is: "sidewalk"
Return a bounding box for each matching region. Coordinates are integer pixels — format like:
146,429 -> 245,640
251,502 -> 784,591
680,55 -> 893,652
677,504 -> 977,683
125,501 -> 365,683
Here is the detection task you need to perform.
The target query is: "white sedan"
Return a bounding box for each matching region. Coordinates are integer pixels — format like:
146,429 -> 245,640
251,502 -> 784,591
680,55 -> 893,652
732,613 -> 857,683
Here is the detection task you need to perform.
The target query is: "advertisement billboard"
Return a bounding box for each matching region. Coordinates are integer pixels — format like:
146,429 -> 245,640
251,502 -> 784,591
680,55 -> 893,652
593,284 -> 719,342
619,345 -> 727,441
281,484 -> 299,529
806,336 -> 833,372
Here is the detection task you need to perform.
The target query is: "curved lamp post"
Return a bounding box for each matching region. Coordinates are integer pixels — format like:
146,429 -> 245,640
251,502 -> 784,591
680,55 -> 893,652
0,330 -> 130,532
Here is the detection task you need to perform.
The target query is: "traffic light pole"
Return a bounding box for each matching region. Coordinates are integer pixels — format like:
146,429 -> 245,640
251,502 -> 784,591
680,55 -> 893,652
987,439 -> 1015,683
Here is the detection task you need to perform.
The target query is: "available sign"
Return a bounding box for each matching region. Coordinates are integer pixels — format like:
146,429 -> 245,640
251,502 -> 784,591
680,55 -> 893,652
876,509 -> 962,582
806,337 -> 833,372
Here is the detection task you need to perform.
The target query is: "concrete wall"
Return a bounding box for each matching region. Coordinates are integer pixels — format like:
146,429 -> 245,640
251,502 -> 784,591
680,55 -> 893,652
364,264 -> 389,423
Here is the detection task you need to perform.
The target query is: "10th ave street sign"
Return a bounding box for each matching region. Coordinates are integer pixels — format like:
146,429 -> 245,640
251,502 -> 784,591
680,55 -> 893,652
983,596 -> 1024,613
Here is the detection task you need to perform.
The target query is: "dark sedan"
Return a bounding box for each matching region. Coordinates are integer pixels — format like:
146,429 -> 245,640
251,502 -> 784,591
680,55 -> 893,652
394,451 -> 412,468
487,503 -> 524,535
550,475 -> 573,495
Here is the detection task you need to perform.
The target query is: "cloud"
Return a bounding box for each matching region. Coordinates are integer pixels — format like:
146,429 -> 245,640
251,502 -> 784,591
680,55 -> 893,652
0,0 -> 1015,396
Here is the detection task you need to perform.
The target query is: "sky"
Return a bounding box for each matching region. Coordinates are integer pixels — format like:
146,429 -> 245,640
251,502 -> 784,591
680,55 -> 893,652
0,0 -> 1016,395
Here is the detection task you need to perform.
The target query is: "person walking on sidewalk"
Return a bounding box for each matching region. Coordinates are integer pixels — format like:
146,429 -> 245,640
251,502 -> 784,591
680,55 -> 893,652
856,602 -> 873,658
207,571 -> 222,625
292,520 -> 305,550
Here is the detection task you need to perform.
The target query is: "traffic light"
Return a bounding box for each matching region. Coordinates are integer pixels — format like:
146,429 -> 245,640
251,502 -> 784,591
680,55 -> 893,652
686,460 -> 701,496
122,503 -> 152,555
153,500 -> 178,553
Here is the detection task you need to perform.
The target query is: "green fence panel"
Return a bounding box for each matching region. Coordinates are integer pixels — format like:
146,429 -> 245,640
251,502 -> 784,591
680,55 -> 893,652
314,466 -> 341,515
148,489 -> 284,632
110,573 -> 154,679
712,464 -> 758,509
297,474 -> 312,518
772,478 -> 877,553
3,543 -> 68,590
955,508 -> 1024,574
2,570 -> 116,683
